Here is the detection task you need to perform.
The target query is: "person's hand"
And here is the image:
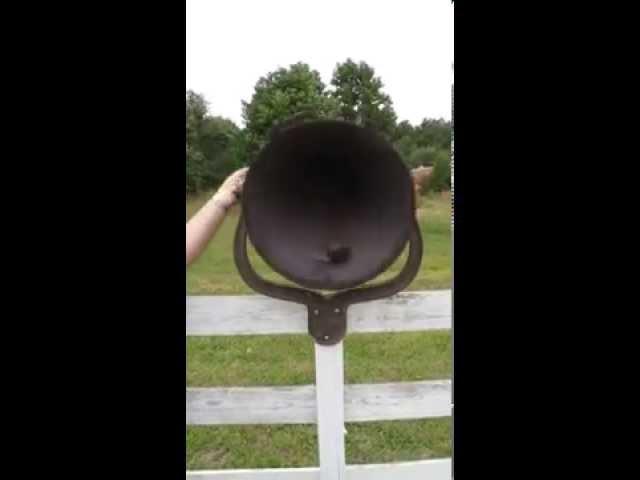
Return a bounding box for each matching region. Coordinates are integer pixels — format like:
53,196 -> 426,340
411,166 -> 435,190
212,167 -> 249,210
411,166 -> 434,218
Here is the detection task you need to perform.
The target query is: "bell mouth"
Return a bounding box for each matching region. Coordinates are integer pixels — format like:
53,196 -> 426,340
242,120 -> 414,291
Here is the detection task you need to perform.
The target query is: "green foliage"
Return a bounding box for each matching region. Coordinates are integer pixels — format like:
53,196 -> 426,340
408,146 -> 439,168
186,146 -> 207,194
393,119 -> 452,193
186,60 -> 452,195
227,129 -> 250,170
394,135 -> 415,161
429,149 -> 451,192
330,59 -> 397,136
186,90 -> 208,139
392,118 -> 451,191
186,90 -> 241,194
415,118 -> 451,151
241,63 -> 338,160
393,120 -> 414,142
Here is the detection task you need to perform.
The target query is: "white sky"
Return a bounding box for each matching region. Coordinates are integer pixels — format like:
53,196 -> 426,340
187,0 -> 453,127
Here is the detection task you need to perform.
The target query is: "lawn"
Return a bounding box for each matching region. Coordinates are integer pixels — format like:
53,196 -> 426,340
186,191 -> 452,470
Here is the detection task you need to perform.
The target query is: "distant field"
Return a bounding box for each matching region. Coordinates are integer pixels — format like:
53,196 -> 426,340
187,191 -> 451,470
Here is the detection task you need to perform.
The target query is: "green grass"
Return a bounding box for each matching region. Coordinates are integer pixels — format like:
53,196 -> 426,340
187,191 -> 451,294
187,418 -> 451,470
187,331 -> 451,387
186,191 -> 452,470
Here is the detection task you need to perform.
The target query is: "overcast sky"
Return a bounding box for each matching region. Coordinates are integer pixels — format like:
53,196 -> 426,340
187,0 -> 453,127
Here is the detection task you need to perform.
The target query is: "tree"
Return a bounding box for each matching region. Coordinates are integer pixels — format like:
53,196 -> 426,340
186,144 -> 207,194
393,120 -> 416,162
186,90 -> 242,194
329,59 -> 397,136
429,149 -> 451,192
199,116 -> 240,185
227,129 -> 250,171
393,120 -> 414,142
394,135 -> 416,163
407,148 -> 450,194
408,146 -> 440,169
391,116 -> 452,189
414,118 -> 451,151
186,91 -> 208,194
241,63 -> 338,160
186,90 -> 207,145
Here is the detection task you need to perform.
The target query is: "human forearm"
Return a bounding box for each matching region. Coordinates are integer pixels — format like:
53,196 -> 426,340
186,194 -> 228,266
186,167 -> 248,267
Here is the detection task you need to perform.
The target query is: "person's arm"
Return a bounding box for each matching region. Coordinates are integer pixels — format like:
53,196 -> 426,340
411,166 -> 435,193
411,166 -> 434,219
186,167 -> 248,266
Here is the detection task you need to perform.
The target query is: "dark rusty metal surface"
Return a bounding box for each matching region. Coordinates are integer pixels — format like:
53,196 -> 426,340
234,215 -> 422,345
241,120 -> 415,291
233,119 -> 422,345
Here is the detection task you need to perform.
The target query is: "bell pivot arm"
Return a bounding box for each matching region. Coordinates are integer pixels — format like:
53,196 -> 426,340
234,215 -> 323,305
234,214 -> 423,345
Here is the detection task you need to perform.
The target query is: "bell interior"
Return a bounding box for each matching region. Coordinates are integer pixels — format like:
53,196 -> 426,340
242,120 -> 414,291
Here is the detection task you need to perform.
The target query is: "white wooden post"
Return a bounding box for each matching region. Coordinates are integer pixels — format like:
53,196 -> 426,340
314,341 -> 347,480
186,291 -> 453,479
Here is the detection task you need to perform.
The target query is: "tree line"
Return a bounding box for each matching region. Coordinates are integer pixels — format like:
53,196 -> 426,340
187,59 -> 451,195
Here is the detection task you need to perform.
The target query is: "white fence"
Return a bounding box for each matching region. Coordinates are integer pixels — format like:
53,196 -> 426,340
186,290 -> 452,479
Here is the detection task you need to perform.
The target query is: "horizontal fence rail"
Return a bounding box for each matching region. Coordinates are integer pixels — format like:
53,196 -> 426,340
187,380 -> 451,425
186,290 -> 452,480
187,290 -> 451,336
186,458 -> 451,480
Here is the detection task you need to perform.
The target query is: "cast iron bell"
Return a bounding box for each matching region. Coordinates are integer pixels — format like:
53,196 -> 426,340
234,119 -> 422,345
